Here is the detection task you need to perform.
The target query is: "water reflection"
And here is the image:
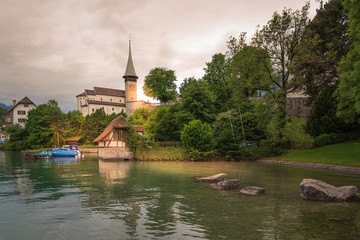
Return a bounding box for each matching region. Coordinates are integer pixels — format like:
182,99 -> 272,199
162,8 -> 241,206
0,152 -> 359,240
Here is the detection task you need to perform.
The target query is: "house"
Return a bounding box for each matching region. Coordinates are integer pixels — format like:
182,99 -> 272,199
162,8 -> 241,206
65,136 -> 83,146
93,116 -> 134,160
0,131 -> 10,144
76,40 -> 153,116
4,97 -> 37,127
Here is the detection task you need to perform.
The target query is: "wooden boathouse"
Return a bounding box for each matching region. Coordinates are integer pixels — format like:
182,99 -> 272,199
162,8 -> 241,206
93,116 -> 135,160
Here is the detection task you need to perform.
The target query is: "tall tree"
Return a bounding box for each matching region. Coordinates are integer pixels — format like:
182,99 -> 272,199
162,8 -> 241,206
203,53 -> 231,112
143,67 -> 177,103
337,0 -> 360,124
251,3 -> 310,138
293,0 -> 350,103
66,110 -> 84,137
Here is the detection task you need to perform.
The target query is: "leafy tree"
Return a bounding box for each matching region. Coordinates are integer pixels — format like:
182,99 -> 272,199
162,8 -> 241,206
128,107 -> 151,125
181,80 -> 215,123
203,53 -> 232,112
251,3 -> 310,138
179,77 -> 197,97
180,119 -> 213,152
0,106 -> 7,126
293,0 -> 350,103
66,110 -> 84,137
229,45 -> 272,99
2,124 -> 29,150
47,100 -> 66,146
143,67 -> 177,103
81,109 -> 110,143
337,0 -> 360,124
306,85 -> 352,136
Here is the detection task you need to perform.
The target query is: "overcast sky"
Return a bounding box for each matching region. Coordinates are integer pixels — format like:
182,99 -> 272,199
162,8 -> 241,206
0,0 -> 321,112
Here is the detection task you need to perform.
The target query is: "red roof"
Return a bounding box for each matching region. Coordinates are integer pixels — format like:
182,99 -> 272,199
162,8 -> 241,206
135,125 -> 145,132
93,116 -> 130,143
85,89 -> 96,95
94,87 -> 125,97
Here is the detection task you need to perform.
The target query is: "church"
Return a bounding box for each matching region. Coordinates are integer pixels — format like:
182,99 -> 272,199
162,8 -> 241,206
76,41 -> 152,116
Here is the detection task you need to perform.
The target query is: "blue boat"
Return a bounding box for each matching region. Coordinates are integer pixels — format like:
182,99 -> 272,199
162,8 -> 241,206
51,148 -> 78,157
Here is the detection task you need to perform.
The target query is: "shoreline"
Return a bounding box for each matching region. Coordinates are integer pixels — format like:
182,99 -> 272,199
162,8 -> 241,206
257,159 -> 360,175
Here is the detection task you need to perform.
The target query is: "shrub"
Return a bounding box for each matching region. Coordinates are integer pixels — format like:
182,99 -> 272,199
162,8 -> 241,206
313,132 -> 360,147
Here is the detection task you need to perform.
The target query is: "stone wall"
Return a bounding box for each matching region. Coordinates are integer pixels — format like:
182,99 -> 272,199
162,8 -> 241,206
286,97 -> 312,118
98,147 -> 134,160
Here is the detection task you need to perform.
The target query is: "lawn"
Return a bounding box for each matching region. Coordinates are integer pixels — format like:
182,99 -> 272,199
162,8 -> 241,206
273,140 -> 360,167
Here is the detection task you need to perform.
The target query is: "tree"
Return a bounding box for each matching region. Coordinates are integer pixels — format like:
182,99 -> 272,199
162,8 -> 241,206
293,0 -> 350,103
81,109 -> 110,143
203,53 -> 232,112
251,3 -> 310,138
181,80 -> 215,123
0,106 -> 7,126
143,67 -> 177,103
179,77 -> 197,97
337,0 -> 360,124
2,124 -> 29,150
180,119 -> 213,152
128,107 -> 151,125
66,110 -> 84,137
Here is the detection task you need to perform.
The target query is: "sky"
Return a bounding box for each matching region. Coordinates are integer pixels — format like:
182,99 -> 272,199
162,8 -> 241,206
0,0 -> 321,112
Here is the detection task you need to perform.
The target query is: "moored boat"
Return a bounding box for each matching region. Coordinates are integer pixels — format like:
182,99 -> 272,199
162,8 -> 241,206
36,150 -> 52,159
51,148 -> 78,157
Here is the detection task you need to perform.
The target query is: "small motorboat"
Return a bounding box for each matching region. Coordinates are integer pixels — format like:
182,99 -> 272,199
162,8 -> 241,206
61,145 -> 82,156
51,148 -> 78,157
36,150 -> 52,159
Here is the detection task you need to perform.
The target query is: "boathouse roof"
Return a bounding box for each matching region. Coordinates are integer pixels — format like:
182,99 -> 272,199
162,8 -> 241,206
93,116 -> 130,143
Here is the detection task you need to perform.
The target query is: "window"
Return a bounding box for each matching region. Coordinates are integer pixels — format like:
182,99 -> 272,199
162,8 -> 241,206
92,108 -> 94,113
24,104 -> 29,107
119,99 -> 121,102
17,110 -> 26,115
18,118 -> 26,123
6,118 -> 11,122
112,108 -> 114,111
110,99 -> 112,102
2,135 -> 7,139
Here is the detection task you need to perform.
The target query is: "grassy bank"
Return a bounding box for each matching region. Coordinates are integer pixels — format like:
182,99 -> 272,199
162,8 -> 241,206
135,147 -> 187,161
273,140 -> 360,167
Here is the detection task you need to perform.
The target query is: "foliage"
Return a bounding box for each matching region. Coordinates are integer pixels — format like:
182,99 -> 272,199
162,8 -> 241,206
251,2 -> 310,138
143,67 -> 177,103
65,110 -> 84,137
180,120 -> 213,153
313,132 -> 360,147
306,85 -> 356,137
293,0 -> 350,103
181,80 -> 215,123
337,0 -> 360,124
122,126 -> 146,153
179,77 -> 197,98
282,118 -> 313,143
202,53 -> 232,112
0,106 -> 7,126
229,45 -> 272,99
2,124 -> 28,150
24,100 -> 64,149
135,147 -> 186,161
128,107 -> 151,126
80,109 -> 118,143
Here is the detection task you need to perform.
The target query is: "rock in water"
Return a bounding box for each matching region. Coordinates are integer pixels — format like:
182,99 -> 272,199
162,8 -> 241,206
196,173 -> 227,183
211,179 -> 240,190
299,178 -> 359,202
240,186 -> 265,196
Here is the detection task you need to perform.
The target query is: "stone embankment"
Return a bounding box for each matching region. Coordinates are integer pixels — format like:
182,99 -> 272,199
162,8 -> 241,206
257,159 -> 360,175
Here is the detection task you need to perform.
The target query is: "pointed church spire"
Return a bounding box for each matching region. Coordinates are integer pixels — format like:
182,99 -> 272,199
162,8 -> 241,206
123,39 -> 138,79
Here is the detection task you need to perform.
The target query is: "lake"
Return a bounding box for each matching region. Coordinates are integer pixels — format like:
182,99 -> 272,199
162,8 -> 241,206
0,151 -> 359,240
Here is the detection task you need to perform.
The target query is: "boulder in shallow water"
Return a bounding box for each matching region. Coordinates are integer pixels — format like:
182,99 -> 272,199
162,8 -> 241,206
299,178 -> 359,202
196,173 -> 227,183
240,186 -> 265,196
211,179 -> 240,190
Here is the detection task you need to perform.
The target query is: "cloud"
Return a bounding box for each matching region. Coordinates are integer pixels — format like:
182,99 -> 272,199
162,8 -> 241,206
0,0 -> 320,112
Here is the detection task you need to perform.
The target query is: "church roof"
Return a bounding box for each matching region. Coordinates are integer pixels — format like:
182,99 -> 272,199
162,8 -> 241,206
123,40 -> 138,78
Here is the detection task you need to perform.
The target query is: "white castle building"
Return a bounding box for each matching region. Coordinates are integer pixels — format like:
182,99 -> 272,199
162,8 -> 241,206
76,41 -> 152,116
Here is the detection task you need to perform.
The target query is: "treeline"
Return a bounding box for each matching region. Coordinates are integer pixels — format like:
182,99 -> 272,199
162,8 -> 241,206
136,0 -> 360,159
2,100 -> 124,150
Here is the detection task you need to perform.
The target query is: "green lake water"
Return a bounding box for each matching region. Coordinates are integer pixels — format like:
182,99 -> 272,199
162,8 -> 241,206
0,151 -> 359,240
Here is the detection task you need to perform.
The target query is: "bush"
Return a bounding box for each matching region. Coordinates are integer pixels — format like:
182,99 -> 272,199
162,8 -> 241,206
181,120 -> 213,152
314,132 -> 360,147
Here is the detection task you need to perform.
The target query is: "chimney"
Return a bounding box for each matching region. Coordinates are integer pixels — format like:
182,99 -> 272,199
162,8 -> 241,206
320,0 -> 324,9
13,100 -> 16,106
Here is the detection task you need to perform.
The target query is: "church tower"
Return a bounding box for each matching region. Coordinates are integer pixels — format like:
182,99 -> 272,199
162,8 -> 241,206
123,40 -> 138,102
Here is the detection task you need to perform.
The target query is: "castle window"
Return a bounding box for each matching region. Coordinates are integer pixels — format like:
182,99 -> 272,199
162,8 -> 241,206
110,99 -> 112,102
101,98 -> 103,101
92,108 -> 94,113
112,108 -> 114,111
119,99 -> 121,102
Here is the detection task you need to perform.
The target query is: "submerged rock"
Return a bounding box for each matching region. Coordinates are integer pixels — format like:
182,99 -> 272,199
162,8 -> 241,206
211,179 -> 240,190
240,186 -> 265,196
196,173 -> 227,183
299,178 -> 359,202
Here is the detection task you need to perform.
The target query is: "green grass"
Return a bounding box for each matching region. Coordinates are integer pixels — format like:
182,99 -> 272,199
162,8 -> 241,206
135,147 -> 187,161
273,140 -> 360,167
